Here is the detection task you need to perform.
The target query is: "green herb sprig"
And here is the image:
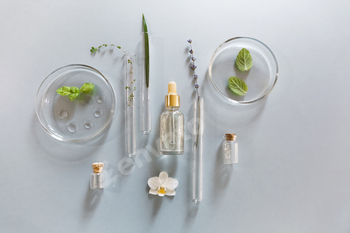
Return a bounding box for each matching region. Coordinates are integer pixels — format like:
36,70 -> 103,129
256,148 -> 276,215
90,44 -> 135,107
90,44 -> 121,53
126,81 -> 136,106
57,83 -> 95,101
142,14 -> 150,88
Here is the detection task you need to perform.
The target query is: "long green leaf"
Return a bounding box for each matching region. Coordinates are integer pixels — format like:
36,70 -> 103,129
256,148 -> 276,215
142,14 -> 150,88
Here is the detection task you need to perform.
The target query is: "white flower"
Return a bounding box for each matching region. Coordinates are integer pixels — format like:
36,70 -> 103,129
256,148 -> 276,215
148,172 -> 178,197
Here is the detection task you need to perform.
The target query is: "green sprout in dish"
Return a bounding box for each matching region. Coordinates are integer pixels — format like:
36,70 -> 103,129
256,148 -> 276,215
57,83 -> 95,101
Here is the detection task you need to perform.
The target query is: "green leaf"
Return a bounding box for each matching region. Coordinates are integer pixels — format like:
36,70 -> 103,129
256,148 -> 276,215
142,14 -> 150,88
228,76 -> 248,96
69,92 -> 80,101
235,48 -> 253,71
80,83 -> 95,94
70,86 -> 80,93
56,86 -> 71,96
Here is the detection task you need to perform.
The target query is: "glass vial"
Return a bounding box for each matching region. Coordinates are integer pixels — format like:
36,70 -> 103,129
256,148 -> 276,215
125,54 -> 136,157
90,162 -> 104,189
192,97 -> 204,203
160,81 -> 184,155
223,134 -> 238,164
140,32 -> 152,135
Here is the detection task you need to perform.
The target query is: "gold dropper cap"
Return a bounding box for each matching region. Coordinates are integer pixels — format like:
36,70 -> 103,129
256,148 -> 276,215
165,81 -> 180,107
92,162 -> 104,173
225,134 -> 237,141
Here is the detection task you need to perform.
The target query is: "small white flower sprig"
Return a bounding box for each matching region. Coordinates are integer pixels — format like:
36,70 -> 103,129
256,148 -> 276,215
148,172 -> 178,197
187,39 -> 200,99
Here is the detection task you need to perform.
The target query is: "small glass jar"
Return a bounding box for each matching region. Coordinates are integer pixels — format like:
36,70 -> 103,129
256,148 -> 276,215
223,134 -> 238,164
90,162 -> 104,189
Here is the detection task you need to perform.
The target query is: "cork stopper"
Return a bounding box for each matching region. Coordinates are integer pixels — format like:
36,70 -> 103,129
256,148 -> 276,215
92,162 -> 104,173
225,134 -> 236,141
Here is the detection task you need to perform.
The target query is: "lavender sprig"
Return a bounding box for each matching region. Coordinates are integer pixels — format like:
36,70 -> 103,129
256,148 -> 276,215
188,39 -> 200,99
187,39 -> 202,146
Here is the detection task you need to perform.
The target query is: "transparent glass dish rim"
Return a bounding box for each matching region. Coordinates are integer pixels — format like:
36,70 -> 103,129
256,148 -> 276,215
208,37 -> 279,105
35,64 -> 116,142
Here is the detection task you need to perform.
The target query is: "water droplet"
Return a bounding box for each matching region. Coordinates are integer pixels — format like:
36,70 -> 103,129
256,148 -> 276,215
67,122 -> 79,133
84,121 -> 93,129
57,110 -> 69,119
94,109 -> 104,118
96,96 -> 105,104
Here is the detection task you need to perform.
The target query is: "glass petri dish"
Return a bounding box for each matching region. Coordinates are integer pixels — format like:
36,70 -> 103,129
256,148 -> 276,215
35,64 -> 116,142
208,37 -> 278,105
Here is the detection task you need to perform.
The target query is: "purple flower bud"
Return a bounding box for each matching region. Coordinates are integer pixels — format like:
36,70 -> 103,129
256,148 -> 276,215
191,57 -> 196,61
191,65 -> 197,70
195,84 -> 199,89
187,39 -> 192,43
194,74 -> 198,79
189,49 -> 193,54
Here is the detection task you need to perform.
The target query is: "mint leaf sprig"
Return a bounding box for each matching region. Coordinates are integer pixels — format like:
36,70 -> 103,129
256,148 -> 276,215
57,83 -> 95,101
236,48 -> 253,72
228,76 -> 248,96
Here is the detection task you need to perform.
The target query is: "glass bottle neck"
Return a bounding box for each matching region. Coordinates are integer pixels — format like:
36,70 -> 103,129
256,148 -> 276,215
225,140 -> 235,143
166,106 -> 179,110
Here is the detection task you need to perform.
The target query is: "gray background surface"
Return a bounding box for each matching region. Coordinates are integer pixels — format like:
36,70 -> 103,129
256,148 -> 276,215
1,0 -> 350,232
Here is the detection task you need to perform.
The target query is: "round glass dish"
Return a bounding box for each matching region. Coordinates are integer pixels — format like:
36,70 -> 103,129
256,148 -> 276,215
208,37 -> 278,105
35,64 -> 116,142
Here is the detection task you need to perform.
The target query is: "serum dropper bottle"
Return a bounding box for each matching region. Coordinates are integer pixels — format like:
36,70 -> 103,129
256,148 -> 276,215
160,81 -> 184,155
